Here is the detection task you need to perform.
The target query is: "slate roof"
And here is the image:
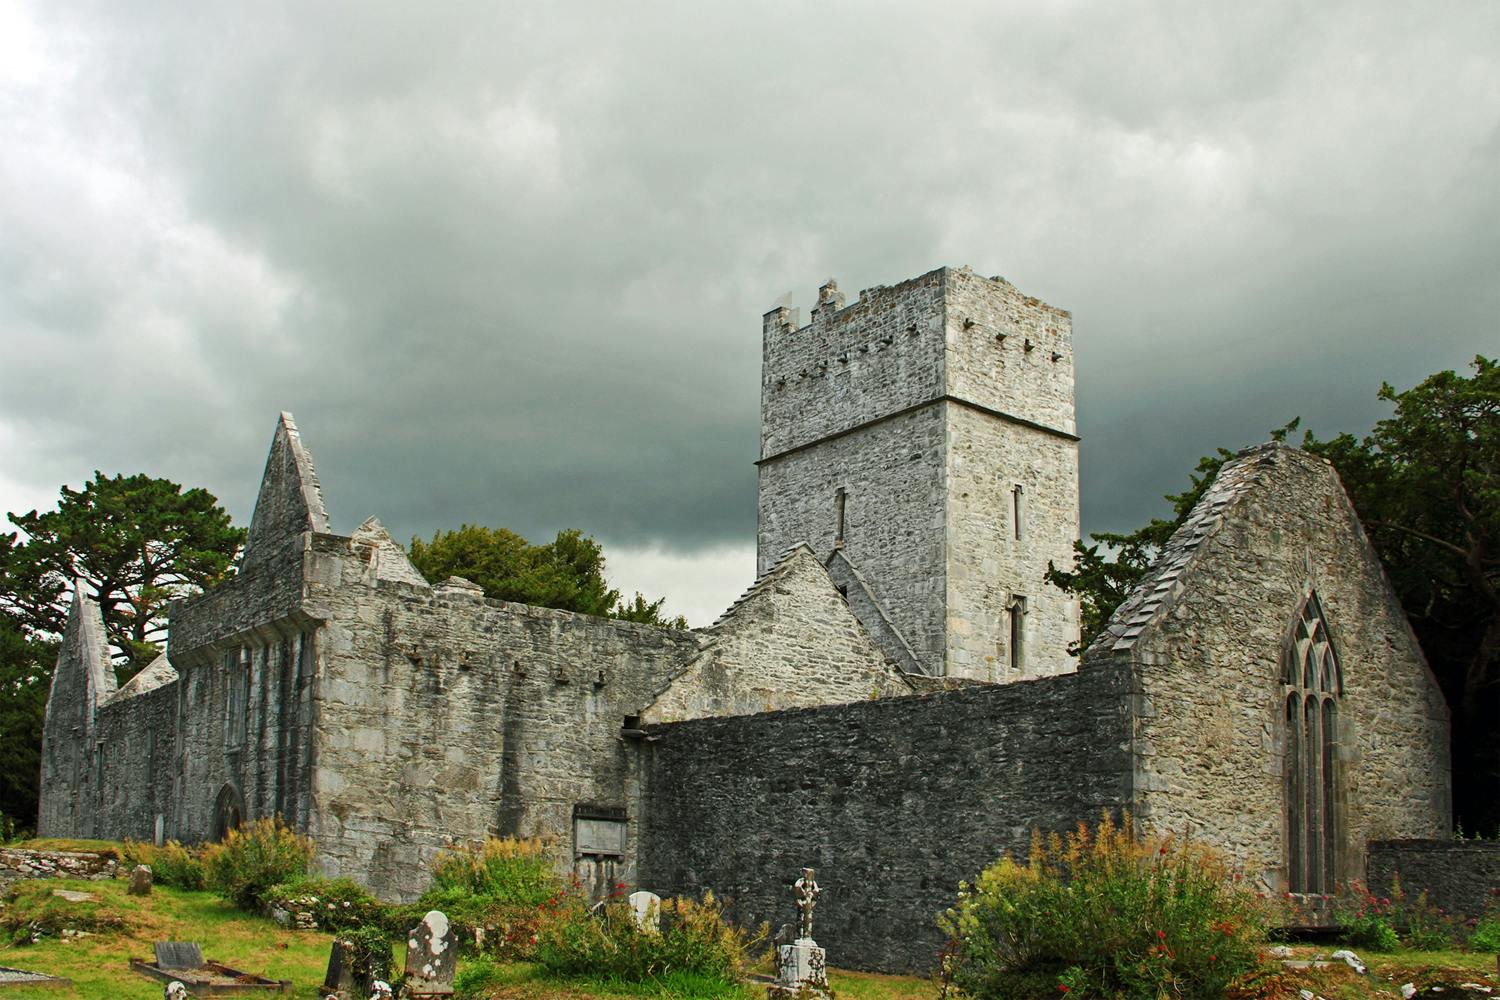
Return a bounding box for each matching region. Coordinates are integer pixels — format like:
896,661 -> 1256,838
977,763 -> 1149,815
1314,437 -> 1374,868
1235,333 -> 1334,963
1086,442 -> 1293,657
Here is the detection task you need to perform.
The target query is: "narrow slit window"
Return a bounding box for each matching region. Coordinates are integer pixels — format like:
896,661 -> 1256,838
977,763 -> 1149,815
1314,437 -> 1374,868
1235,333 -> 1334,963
1008,595 -> 1027,670
835,487 -> 847,546
1012,485 -> 1025,541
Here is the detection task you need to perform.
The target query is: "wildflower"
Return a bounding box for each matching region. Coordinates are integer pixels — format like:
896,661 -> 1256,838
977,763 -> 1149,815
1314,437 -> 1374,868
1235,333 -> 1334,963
1157,930 -> 1166,939
1057,986 -> 1069,994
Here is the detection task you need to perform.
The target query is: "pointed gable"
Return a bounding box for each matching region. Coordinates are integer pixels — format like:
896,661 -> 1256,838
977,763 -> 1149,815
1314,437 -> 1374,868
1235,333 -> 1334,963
640,545 -> 913,724
241,412 -> 331,573
349,516 -> 430,588
49,586 -> 117,716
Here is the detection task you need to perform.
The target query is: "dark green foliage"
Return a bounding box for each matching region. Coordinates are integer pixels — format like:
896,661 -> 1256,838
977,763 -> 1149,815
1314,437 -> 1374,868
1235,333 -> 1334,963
0,472 -> 244,675
409,525 -> 683,626
416,837 -> 564,960
265,876 -> 384,931
1048,358 -> 1499,832
202,817 -> 312,911
0,614 -> 50,834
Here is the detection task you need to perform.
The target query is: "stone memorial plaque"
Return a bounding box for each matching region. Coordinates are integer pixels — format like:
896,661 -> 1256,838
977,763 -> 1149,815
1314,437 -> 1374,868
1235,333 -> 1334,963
402,910 -> 456,996
154,941 -> 204,970
575,817 -> 626,857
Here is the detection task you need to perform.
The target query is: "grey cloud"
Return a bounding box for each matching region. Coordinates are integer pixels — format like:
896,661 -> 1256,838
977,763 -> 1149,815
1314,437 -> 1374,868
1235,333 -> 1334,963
0,0 -> 1495,563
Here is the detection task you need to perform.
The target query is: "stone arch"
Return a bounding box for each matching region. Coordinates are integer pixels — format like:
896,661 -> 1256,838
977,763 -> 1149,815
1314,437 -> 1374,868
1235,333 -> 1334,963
211,783 -> 245,842
1282,591 -> 1343,894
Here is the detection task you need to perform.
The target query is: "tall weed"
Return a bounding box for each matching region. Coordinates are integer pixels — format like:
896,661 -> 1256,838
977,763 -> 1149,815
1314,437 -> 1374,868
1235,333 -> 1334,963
122,839 -> 206,890
201,816 -> 311,910
939,813 -> 1268,1000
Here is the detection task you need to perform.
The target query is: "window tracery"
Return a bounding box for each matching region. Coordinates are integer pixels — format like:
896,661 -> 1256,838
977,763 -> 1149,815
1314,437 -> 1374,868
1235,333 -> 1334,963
1283,592 -> 1342,894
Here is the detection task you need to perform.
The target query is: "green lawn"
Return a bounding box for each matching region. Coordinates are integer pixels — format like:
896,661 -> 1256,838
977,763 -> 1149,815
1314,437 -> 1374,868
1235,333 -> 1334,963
0,878 -> 1493,1000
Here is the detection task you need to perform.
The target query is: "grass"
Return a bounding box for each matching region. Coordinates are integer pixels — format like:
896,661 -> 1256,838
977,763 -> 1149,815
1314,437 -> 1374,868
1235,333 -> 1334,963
3,877 -> 1491,1000
7,839 -> 124,858
0,878 -> 335,999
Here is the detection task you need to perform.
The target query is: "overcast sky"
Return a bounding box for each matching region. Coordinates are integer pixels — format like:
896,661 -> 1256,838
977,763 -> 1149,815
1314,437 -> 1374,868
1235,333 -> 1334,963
1,1 -> 1495,625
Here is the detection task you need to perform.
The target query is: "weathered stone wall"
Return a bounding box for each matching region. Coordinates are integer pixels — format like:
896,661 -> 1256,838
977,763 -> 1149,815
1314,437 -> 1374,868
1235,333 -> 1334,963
302,533 -> 702,900
759,271 -> 946,461
639,546 -> 911,723
0,849 -> 119,890
37,593 -> 117,838
1089,445 -> 1450,890
755,267 -> 1080,681
637,665 -> 1136,972
758,407 -> 947,674
94,679 -> 178,842
945,403 -> 1079,680
1367,840 -> 1500,920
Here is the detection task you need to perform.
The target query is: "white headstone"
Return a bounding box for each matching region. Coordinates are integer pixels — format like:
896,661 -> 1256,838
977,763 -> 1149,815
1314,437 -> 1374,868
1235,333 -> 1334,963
627,891 -> 661,932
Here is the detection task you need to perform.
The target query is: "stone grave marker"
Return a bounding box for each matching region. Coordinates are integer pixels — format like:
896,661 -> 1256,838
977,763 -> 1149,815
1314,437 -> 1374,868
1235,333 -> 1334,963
154,941 -> 204,970
770,868 -> 828,998
128,864 -> 153,896
402,910 -> 456,997
323,937 -> 359,998
51,888 -> 97,902
627,890 -> 661,932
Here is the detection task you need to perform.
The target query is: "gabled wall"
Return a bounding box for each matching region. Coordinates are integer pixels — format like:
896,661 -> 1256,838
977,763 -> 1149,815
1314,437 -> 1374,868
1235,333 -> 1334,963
37,591 -> 118,836
639,546 -> 911,725
1087,445 -> 1450,889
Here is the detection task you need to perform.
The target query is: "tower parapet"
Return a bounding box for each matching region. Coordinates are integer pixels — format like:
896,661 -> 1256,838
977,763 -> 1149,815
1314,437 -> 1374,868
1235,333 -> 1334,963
756,266 -> 1080,681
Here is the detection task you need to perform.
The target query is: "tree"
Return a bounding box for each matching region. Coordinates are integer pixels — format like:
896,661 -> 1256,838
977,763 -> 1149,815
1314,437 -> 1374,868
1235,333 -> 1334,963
0,473 -> 245,673
1048,357 -> 1498,831
0,614 -> 51,836
408,525 -> 686,627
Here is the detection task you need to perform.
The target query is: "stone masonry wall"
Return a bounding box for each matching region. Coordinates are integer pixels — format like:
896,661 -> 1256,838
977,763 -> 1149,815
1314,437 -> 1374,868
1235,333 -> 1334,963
1090,446 -> 1450,890
757,407 -> 947,674
639,546 -> 911,724
945,403 -> 1079,681
94,680 -> 178,842
1367,840 -> 1500,920
302,532 -> 702,901
759,270 -> 946,461
637,664 -> 1137,972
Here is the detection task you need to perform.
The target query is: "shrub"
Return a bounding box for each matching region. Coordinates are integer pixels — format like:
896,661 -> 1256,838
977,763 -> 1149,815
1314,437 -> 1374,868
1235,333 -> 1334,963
939,813 -> 1268,1000
266,876 -> 383,931
535,890 -> 762,984
201,817 -> 311,910
454,956 -> 509,1000
1468,917 -> 1500,952
121,839 -> 206,890
428,836 -> 558,905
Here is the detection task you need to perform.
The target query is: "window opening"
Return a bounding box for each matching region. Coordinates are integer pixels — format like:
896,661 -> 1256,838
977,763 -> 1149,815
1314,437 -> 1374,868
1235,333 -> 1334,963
1283,592 -> 1342,894
835,487 -> 847,546
1008,595 -> 1027,670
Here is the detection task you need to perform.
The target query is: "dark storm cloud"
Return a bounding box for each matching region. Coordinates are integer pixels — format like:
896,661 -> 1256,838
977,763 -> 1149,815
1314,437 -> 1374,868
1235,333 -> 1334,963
1,0 -> 1496,577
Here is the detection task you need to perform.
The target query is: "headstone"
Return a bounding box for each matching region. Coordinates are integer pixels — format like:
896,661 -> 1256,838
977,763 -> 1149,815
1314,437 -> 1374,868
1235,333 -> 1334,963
627,891 -> 661,932
370,983 -> 393,1000
323,938 -> 359,999
402,910 -> 457,996
129,864 -> 154,896
165,983 -> 189,1000
154,941 -> 205,970
770,868 -> 828,999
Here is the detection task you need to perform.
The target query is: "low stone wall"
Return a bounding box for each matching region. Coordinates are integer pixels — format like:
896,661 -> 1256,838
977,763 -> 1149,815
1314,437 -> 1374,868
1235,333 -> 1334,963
1367,840 -> 1500,919
0,848 -> 120,886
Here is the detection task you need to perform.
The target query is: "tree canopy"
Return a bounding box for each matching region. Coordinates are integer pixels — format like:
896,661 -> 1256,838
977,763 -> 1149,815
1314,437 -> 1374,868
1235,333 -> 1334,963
0,473 -> 246,672
408,525 -> 687,629
1048,356 -> 1498,832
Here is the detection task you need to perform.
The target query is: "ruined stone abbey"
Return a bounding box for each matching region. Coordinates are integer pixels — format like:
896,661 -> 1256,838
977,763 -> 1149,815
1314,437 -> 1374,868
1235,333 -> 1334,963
38,266 -> 1452,969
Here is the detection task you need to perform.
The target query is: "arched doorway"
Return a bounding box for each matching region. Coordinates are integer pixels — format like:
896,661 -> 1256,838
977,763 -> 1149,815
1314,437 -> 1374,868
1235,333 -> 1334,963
211,783 -> 245,842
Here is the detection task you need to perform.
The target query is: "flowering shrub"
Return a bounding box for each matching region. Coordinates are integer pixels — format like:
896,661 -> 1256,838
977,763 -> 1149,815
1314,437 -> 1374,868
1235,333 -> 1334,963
938,813 -> 1268,1000
201,817 -> 312,910
428,836 -> 557,905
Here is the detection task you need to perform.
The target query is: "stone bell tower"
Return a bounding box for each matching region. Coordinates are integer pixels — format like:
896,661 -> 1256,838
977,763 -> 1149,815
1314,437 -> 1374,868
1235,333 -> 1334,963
756,266 -> 1081,681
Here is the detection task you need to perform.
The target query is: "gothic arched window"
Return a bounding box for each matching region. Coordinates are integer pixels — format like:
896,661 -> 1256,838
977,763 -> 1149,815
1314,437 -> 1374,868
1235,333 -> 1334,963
1283,592 -> 1342,894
